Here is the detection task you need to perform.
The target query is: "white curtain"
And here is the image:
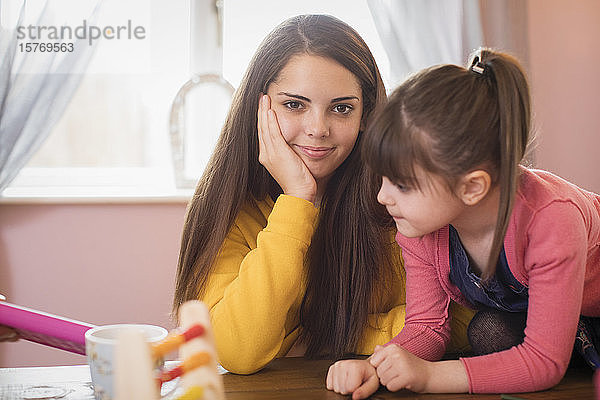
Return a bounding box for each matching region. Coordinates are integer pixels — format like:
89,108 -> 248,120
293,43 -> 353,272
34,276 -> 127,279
367,0 -> 484,88
0,0 -> 101,191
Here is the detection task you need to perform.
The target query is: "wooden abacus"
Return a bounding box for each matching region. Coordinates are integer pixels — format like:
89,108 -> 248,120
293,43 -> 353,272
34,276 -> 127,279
114,301 -> 225,400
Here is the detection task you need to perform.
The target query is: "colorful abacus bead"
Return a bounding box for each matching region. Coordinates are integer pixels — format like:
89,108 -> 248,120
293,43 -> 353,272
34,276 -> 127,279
175,385 -> 204,400
151,324 -> 205,359
158,352 -> 211,384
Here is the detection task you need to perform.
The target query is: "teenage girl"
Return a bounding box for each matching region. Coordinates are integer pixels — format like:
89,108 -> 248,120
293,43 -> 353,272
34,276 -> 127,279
327,48 -> 600,397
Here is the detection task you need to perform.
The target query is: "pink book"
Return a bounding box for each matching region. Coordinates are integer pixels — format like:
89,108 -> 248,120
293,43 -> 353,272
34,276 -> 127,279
0,301 -> 95,355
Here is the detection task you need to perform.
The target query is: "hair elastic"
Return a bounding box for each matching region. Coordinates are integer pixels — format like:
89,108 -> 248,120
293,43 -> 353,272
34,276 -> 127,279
470,56 -> 485,75
471,63 -> 485,74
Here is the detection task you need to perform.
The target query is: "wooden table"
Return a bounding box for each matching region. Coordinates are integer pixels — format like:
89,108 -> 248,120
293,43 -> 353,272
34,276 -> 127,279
0,357 -> 596,399
225,357 -> 597,400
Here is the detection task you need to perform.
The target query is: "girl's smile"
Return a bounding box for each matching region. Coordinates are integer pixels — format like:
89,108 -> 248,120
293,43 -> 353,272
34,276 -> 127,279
295,145 -> 335,159
266,54 -> 363,185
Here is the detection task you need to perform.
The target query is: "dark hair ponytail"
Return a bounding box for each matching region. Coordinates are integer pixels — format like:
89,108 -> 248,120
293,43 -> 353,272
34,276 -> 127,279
471,49 -> 531,279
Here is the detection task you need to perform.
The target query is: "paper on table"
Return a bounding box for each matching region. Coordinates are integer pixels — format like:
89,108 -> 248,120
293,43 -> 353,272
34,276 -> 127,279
0,365 -> 94,399
0,363 -> 193,399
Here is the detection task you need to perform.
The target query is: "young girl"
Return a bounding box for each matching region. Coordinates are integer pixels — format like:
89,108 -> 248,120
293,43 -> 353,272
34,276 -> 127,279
327,48 -> 600,397
173,14 -> 474,375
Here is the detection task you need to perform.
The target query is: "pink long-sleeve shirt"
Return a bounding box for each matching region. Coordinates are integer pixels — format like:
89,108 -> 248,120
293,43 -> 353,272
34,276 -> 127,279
389,168 -> 600,393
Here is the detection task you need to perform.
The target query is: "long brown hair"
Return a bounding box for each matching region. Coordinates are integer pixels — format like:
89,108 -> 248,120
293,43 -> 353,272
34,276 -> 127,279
363,48 -> 531,280
173,14 -> 393,358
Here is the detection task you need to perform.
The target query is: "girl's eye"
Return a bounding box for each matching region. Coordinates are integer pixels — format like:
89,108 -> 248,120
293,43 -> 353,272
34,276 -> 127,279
394,182 -> 411,193
283,101 -> 303,110
332,104 -> 352,114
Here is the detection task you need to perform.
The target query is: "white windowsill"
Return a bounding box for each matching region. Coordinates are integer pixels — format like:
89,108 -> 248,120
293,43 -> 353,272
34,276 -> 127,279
0,191 -> 193,204
0,167 -> 194,204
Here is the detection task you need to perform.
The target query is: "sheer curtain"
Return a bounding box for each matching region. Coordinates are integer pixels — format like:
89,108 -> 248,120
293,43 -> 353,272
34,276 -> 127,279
0,0 -> 101,191
367,0 -> 484,88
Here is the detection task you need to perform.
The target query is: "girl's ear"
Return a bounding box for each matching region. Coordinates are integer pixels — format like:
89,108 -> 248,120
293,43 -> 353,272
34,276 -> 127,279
457,170 -> 492,206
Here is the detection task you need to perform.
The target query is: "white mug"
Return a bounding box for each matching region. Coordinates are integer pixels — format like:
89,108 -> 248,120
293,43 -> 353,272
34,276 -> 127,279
85,324 -> 168,400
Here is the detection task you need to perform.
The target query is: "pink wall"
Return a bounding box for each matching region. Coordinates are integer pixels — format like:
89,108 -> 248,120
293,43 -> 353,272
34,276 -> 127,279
528,0 -> 600,193
0,203 -> 187,367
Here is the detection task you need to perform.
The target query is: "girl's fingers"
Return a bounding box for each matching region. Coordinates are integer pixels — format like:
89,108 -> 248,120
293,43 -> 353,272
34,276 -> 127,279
257,95 -> 266,153
342,364 -> 360,395
383,375 -> 406,392
370,343 -> 395,367
375,357 -> 394,385
332,364 -> 341,393
267,109 -> 284,144
336,364 -> 347,394
261,95 -> 272,135
352,372 -> 379,400
258,95 -> 278,153
326,365 -> 334,390
369,349 -> 384,367
341,366 -> 351,394
0,326 -> 18,342
333,362 -> 349,394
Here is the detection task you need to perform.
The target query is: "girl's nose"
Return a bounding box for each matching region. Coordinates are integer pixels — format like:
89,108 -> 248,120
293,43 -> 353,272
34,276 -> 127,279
377,177 -> 395,206
305,111 -> 329,138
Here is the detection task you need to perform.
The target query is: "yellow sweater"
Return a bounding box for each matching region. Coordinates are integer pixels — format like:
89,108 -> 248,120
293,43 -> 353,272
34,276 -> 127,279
201,195 -> 473,374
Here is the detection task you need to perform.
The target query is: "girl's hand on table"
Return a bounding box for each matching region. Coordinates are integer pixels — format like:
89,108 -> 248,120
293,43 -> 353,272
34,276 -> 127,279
370,344 -> 432,393
0,325 -> 19,342
257,94 -> 317,204
326,358 -> 380,399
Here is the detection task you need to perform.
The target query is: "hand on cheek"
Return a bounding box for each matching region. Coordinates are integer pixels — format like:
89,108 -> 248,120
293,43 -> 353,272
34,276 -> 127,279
257,94 -> 317,203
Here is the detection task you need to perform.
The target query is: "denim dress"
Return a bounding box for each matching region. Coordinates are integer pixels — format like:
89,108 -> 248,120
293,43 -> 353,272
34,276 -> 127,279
448,225 -> 528,313
447,224 -> 600,369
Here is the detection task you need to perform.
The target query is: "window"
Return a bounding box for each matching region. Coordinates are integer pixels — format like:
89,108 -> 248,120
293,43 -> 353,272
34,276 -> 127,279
2,0 -> 387,200
221,1 -> 389,88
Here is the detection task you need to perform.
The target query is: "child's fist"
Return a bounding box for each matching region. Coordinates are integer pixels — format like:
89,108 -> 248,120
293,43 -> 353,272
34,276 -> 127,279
326,359 -> 380,399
